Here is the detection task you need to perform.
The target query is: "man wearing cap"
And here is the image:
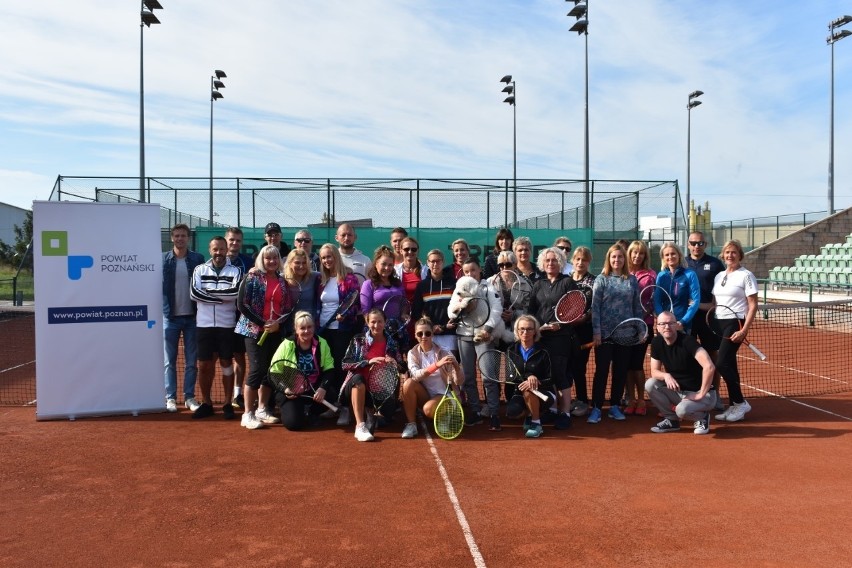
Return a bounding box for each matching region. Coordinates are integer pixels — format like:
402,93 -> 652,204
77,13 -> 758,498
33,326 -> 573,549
335,223 -> 371,278
294,229 -> 321,271
263,222 -> 291,260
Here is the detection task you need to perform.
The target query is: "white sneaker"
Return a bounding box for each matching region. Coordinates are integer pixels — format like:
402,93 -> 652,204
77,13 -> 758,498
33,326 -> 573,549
401,422 -> 418,439
721,400 -> 751,422
185,397 -> 201,412
241,411 -> 264,430
336,407 -> 351,426
693,413 -> 711,435
354,422 -> 374,442
255,408 -> 280,424
166,398 -> 177,412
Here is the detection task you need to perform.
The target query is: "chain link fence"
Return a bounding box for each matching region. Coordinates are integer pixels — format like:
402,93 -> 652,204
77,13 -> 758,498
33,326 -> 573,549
52,176 -> 683,234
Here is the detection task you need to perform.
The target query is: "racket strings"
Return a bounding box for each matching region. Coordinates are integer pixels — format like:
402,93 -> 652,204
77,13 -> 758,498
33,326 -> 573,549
610,320 -> 648,345
555,292 -> 586,322
367,364 -> 399,400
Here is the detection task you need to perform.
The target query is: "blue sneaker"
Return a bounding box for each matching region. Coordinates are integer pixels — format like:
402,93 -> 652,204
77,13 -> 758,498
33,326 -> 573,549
522,415 -> 532,431
525,422 -> 544,438
608,405 -> 626,421
587,407 -> 602,424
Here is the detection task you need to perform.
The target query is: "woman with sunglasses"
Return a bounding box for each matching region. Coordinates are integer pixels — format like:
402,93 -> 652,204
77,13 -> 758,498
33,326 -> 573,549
712,240 -> 758,423
655,242 -> 701,333
488,250 -> 528,329
553,237 -> 573,275
400,317 -> 462,439
483,227 -> 514,279
393,236 -> 429,303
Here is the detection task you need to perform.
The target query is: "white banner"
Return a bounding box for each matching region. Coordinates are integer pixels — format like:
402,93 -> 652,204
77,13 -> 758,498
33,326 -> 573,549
34,201 -> 164,420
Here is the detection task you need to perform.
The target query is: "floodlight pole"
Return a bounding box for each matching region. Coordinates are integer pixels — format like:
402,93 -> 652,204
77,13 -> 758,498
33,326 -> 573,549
828,16 -> 852,216
567,1 -> 590,227
687,90 -> 703,235
209,70 -> 226,225
500,75 -> 517,226
139,0 -> 163,203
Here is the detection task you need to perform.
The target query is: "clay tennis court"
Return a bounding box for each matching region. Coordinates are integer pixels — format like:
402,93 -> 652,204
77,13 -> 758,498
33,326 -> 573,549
2,306 -> 851,566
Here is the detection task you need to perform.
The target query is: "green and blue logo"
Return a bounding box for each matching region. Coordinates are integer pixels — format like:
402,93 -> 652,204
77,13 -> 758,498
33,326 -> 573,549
41,230 -> 94,280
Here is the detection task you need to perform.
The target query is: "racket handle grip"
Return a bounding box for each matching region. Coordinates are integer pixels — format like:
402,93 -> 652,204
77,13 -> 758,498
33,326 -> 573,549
580,341 -> 594,350
321,399 -> 339,412
532,389 -> 548,402
257,330 -> 269,346
747,342 -> 767,361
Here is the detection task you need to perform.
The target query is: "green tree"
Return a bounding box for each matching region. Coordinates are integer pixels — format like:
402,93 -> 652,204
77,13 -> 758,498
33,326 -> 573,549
0,210 -> 33,270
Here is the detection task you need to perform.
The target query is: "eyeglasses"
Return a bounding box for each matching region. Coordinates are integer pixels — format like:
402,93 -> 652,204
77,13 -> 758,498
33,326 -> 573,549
403,247 -> 418,253
721,274 -> 728,287
415,330 -> 432,337
688,241 -> 706,247
497,262 -> 513,269
657,322 -> 676,328
426,258 -> 442,264
517,327 -> 535,333
295,238 -> 312,243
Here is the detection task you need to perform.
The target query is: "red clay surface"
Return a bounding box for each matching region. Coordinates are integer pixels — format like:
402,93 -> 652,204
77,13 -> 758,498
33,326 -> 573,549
1,393 -> 851,567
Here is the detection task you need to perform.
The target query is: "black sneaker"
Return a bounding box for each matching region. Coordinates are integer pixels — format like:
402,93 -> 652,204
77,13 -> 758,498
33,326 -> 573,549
650,418 -> 681,433
554,412 -> 573,430
192,403 -> 214,419
232,393 -> 244,410
489,415 -> 502,432
465,412 -> 484,426
222,403 -> 235,420
540,410 -> 558,425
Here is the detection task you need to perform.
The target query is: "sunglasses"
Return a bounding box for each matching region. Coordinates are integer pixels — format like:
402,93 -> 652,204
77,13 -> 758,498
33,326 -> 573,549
497,262 -> 513,269
415,330 -> 433,337
721,274 -> 728,287
688,241 -> 706,246
295,237 -> 312,243
403,247 -> 418,253
556,246 -> 571,251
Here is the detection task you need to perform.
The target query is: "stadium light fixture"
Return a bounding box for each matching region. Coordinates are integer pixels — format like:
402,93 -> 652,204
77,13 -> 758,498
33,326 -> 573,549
209,70 -> 227,225
686,90 -> 703,235
567,1 -> 590,227
827,16 -> 852,215
500,75 -> 517,226
139,0 -> 163,203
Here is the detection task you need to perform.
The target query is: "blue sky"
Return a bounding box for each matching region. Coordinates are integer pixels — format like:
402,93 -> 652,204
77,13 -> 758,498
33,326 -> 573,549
2,0 -> 851,222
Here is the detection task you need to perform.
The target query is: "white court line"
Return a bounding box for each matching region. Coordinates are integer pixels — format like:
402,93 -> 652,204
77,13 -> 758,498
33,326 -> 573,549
743,384 -> 852,421
0,360 -> 35,374
419,419 -> 487,568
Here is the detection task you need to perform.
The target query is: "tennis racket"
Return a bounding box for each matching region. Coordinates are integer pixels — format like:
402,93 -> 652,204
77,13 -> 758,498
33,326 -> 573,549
382,295 -> 412,338
493,269 -> 531,311
433,379 -> 464,440
542,290 -> 587,330
258,280 -> 302,346
457,296 -> 492,328
366,360 -> 400,421
268,358 -> 338,411
706,305 -> 767,360
581,318 -> 648,350
639,284 -> 674,317
477,349 -> 548,401
317,284 -> 360,335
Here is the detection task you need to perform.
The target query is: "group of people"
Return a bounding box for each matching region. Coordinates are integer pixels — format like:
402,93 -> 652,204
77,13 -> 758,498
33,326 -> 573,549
163,221 -> 760,440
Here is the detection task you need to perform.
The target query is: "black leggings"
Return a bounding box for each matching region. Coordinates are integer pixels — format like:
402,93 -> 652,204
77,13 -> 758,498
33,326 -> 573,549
715,319 -> 745,404
591,343 -> 630,409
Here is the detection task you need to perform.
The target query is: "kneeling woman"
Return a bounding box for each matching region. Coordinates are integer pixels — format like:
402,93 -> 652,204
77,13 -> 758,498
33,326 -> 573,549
505,315 -> 554,438
401,317 -> 462,439
269,311 -> 335,431
341,308 -> 406,442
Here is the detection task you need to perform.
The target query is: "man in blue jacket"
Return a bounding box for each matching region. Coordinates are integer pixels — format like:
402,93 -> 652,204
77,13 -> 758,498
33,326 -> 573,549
163,224 -> 204,413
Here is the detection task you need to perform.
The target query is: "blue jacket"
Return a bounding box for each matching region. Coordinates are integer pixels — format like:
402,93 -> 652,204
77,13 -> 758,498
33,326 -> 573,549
162,249 -> 205,319
655,267 -> 701,328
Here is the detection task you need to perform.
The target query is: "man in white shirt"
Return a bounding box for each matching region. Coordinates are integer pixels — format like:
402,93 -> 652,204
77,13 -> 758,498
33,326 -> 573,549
335,223 -> 372,278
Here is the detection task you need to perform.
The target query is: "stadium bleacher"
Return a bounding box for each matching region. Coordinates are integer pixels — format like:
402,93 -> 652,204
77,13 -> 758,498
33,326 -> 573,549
769,232 -> 852,292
